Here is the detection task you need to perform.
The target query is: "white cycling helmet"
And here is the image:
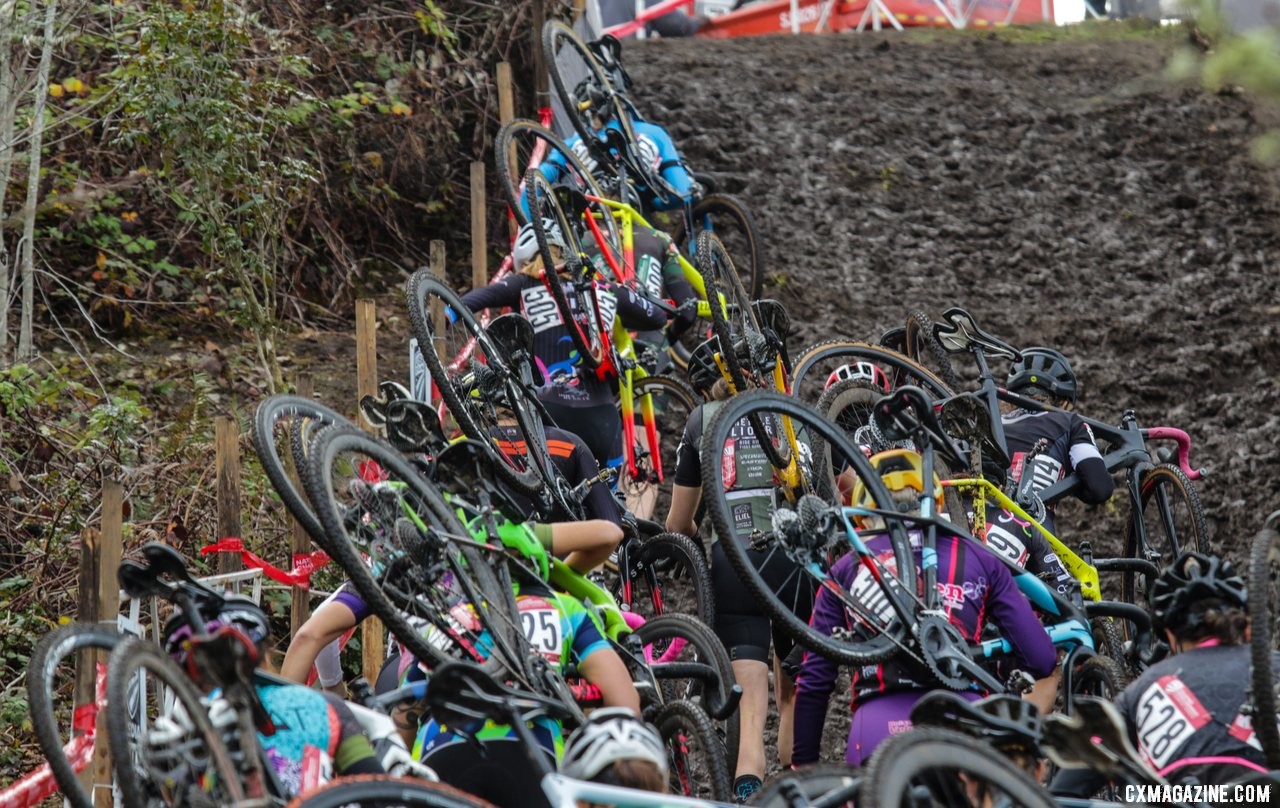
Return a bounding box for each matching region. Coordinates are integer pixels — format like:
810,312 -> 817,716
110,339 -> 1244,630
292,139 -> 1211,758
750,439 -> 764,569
561,708 -> 668,781
825,361 -> 890,393
513,218 -> 566,270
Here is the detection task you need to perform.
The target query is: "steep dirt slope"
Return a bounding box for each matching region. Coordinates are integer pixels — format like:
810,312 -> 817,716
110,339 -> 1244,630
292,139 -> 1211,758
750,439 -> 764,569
629,26 -> 1280,557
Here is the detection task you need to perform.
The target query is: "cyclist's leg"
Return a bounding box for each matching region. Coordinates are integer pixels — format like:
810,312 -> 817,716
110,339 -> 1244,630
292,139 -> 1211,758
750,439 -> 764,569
712,540 -> 771,781
763,555 -> 815,771
281,584 -> 363,691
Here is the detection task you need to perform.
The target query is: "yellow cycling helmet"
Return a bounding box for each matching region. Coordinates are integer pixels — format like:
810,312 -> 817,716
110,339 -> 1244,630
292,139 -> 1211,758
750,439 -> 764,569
849,449 -> 945,527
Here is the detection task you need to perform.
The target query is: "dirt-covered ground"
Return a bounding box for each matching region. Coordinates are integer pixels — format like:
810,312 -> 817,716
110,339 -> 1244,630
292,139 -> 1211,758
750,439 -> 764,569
624,22 -> 1280,774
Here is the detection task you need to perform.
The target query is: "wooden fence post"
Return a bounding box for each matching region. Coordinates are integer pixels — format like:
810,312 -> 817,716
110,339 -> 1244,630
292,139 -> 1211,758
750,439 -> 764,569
532,0 -> 548,105
215,416 -> 243,575
496,62 -> 518,240
289,373 -> 315,640
354,300 -> 384,684
572,0 -> 586,22
429,240 -> 448,362
470,162 -> 488,290
75,480 -> 123,806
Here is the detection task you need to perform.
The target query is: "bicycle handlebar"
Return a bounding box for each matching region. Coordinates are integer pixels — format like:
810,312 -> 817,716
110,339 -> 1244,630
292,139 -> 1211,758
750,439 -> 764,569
1142,426 -> 1205,481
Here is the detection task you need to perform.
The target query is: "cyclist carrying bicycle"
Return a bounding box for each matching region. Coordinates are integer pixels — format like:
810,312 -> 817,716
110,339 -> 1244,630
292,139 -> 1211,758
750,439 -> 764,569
461,218 -> 667,478
1051,550 -> 1280,796
666,335 -> 815,802
791,449 -> 1060,768
162,596 -> 386,798
404,524 -> 641,807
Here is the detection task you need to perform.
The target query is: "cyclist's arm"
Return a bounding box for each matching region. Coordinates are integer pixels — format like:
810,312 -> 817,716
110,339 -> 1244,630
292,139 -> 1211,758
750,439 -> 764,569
634,121 -> 695,202
610,283 -> 668,332
665,409 -> 704,537
660,246 -> 698,340
281,587 -> 363,686
461,273 -> 524,311
980,550 -> 1059,712
544,519 -> 624,574
322,693 -> 385,776
1068,417 -> 1113,505
792,558 -> 855,765
571,613 -> 641,713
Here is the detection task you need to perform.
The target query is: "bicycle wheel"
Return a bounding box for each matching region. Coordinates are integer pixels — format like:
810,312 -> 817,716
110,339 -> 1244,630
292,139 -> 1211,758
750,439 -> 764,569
790,339 -> 955,404
300,427 -> 518,674
543,19 -> 637,170
632,373 -> 701,491
405,268 -> 543,495
27,623 -> 125,808
671,193 -> 764,299
1065,655 -> 1125,714
288,775 -> 494,808
654,698 -> 732,803
634,613 -> 739,777
862,726 -> 1057,808
1248,522 -> 1280,769
700,390 -> 914,665
1121,463 -> 1211,605
753,764 -> 862,808
1090,617 -> 1130,686
106,638 -> 246,808
252,394 -> 355,545
904,310 -> 963,393
615,532 -> 714,627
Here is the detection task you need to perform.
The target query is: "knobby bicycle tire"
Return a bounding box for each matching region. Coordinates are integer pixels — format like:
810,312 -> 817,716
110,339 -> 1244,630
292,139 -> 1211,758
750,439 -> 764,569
525,170 -> 608,370
253,394 -> 355,545
620,532 -> 715,627
300,428 -> 507,672
699,390 -> 911,666
494,118 -> 618,246
1090,617 -> 1131,687
106,638 -> 246,808
405,269 -> 542,495
634,612 -> 739,777
542,20 -> 640,179
752,764 -> 863,808
1248,526 -> 1280,769
790,339 -> 956,402
654,698 -> 733,803
28,623 -> 125,808
1065,655 -> 1126,716
671,193 -> 765,299
1121,463 -> 1210,605
287,774 -> 495,808
904,310 -> 963,393
812,377 -> 884,502
862,726 -> 1057,808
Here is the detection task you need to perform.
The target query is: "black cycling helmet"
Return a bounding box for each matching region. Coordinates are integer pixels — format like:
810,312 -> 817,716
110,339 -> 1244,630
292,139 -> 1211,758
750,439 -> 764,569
687,336 -> 724,393
1007,347 -> 1077,404
1149,551 -> 1247,634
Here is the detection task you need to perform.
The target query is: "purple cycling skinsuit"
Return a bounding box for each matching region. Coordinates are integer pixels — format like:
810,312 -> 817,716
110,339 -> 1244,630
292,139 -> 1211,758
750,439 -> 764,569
791,530 -> 1057,766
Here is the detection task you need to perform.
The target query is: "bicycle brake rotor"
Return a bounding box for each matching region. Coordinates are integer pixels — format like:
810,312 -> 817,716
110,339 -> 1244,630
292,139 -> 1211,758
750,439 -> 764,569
915,613 -> 981,691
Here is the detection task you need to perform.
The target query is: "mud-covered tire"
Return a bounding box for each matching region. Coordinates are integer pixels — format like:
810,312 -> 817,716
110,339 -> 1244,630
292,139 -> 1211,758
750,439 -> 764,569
1248,524 -> 1280,768
654,698 -> 733,803
790,339 -> 956,402
904,310 -> 962,393
1121,463 -> 1210,605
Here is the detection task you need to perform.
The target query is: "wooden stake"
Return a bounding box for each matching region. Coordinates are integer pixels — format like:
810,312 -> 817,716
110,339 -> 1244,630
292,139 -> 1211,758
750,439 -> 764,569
429,240 -> 448,362
496,62 -> 519,240
532,0 -> 548,105
572,0 -> 587,22
289,373 -> 315,640
354,300 -> 384,683
215,416 -> 243,574
470,162 -> 488,290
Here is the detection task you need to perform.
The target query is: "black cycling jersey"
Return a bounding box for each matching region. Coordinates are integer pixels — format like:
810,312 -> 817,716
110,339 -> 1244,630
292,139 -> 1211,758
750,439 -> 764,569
1052,643 -> 1280,796
492,423 -> 621,525
585,225 -> 697,357
981,503 -> 1076,597
1003,408 -> 1112,530
461,273 -> 666,408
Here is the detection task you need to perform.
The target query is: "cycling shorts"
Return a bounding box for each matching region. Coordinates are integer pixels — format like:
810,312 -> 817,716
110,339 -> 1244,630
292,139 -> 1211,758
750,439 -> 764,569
847,689 -> 981,766
711,540 -> 815,664
421,737 -> 553,808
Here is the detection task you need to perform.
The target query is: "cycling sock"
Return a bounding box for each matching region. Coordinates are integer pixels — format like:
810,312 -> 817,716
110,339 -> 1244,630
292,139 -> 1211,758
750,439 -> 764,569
734,774 -> 763,803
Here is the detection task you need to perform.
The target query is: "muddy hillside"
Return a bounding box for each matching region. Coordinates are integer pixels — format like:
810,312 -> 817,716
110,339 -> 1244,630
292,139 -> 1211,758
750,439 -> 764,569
626,26 -> 1280,559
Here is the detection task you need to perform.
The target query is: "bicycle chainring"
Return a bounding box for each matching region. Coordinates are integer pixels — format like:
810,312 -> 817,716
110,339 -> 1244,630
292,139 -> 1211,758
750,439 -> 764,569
915,612 -> 981,691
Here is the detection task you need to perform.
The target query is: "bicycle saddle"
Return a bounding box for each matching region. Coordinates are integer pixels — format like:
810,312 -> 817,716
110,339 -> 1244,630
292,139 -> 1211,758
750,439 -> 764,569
910,691 -> 1042,753
934,308 -> 1021,361
359,380 -> 413,431
384,399 -> 447,454
118,543 -> 225,616
871,386 -> 969,471
486,312 -> 535,361
878,325 -> 908,353
425,660 -> 577,729
1042,697 -> 1158,782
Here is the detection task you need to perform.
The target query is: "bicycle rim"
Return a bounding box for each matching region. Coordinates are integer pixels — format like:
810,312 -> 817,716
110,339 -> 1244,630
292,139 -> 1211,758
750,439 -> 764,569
542,20 -> 638,168
791,339 -> 955,404
752,765 -> 863,808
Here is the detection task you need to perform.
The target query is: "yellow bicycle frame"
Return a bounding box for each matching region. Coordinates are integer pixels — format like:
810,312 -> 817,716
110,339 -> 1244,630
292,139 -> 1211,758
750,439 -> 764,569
942,477 -> 1102,602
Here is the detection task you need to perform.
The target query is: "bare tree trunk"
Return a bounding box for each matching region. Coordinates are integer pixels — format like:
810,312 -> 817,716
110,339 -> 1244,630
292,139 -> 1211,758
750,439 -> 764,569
0,3 -> 26,357
16,0 -> 58,360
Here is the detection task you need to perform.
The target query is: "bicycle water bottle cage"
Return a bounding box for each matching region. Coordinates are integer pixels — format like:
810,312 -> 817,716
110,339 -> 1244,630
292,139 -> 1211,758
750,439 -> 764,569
934,308 -> 1021,361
